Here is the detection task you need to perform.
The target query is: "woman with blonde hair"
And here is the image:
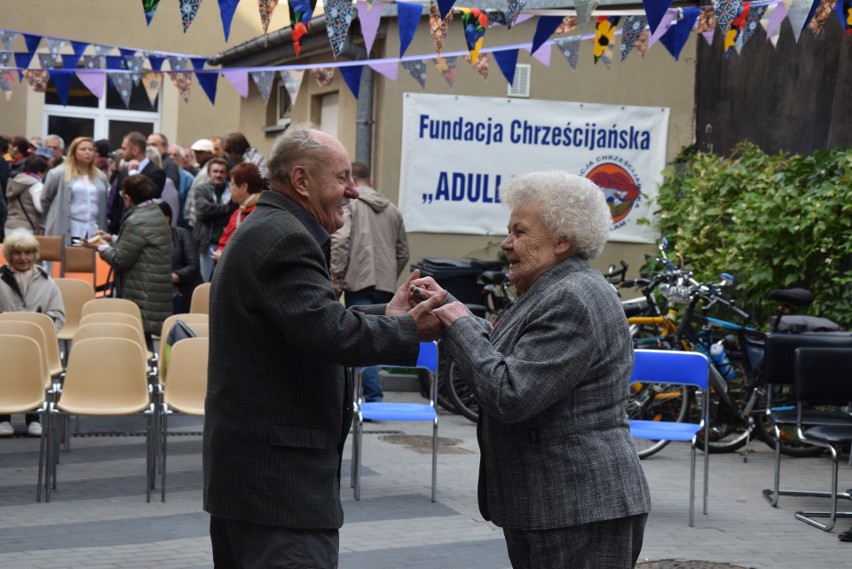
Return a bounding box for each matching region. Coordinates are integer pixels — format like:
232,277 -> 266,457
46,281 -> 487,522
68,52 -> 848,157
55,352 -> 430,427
41,136 -> 110,246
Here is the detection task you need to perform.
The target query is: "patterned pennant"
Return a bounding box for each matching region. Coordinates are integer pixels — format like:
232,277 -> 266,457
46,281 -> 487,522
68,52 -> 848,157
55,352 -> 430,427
279,69 -> 305,107
142,71 -> 163,106
0,52 -> 11,67
714,0 -> 743,36
504,0 -> 527,28
458,8 -> 489,64
289,0 -> 315,55
125,56 -> 146,86
489,11 -> 509,26
835,0 -> 852,34
169,71 -> 193,103
180,0 -> 204,32
575,0 -> 599,27
735,5 -> 766,53
93,45 -> 113,56
38,53 -> 59,70
555,16 -> 580,35
555,36 -> 581,70
594,16 -> 620,67
0,31 -> 19,52
259,0 -> 279,34
0,69 -> 17,100
466,52 -> 489,80
401,60 -> 427,88
787,0 -> 818,41
621,16 -> 648,60
110,73 -> 134,108
81,55 -> 105,69
724,3 -> 750,56
251,70 -> 276,104
429,3 -> 453,55
311,68 -> 335,87
807,0 -> 835,34
696,7 -> 718,44
142,0 -> 162,25
435,56 -> 458,88
45,38 -> 65,57
325,0 -> 353,57
168,56 -> 190,71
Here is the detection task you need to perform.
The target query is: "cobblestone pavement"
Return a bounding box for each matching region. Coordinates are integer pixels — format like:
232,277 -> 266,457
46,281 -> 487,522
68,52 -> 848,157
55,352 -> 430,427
1,392 -> 852,568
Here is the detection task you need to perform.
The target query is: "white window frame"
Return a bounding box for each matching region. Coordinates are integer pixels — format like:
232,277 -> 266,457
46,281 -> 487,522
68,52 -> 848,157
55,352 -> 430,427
43,97 -> 159,141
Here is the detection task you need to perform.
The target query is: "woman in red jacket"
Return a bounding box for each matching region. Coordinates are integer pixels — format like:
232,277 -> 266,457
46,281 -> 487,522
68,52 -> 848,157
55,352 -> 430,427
213,162 -> 263,264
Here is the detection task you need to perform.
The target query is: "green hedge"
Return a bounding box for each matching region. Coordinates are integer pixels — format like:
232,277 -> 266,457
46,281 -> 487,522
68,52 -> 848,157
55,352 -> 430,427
653,142 -> 852,328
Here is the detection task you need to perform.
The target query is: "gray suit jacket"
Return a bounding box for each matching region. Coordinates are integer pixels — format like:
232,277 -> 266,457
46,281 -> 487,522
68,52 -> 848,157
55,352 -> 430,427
443,256 -> 651,530
203,190 -> 420,529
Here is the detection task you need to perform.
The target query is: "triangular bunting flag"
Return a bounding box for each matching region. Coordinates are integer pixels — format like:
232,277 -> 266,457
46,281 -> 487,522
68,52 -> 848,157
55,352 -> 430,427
435,56 -> 458,88
0,70 -> 18,101
368,60 -> 398,80
279,69 -> 305,106
77,70 -> 106,98
48,70 -> 74,106
429,3 -> 453,55
289,0 -> 315,55
493,48 -> 519,85
0,31 -> 19,51
555,36 -> 581,70
660,7 -> 700,60
22,70 -> 49,92
648,10 -> 677,48
312,68 -> 336,87
38,53 -> 58,70
575,0 -> 599,28
15,51 -> 35,71
398,2 -> 423,58
168,71 -> 193,103
808,0 -> 835,34
643,0 -> 674,35
594,16 -> 620,68
191,57 -> 207,70
437,0 -> 456,20
61,53 -> 84,70
148,55 -> 165,71
22,34 -> 42,53
168,56 -> 190,71
621,16 -> 649,60
762,3 -> 787,46
401,60 -> 427,88
697,7 -> 717,45
787,0 -> 818,41
736,5 -> 766,52
223,69 -> 250,97
180,0 -> 204,33
836,0 -> 852,34
467,52 -> 488,80
196,71 -> 218,104
530,15 -> 563,55
714,0 -> 743,36
504,0 -> 527,28
250,70 -> 275,104
142,71 -> 163,106
45,38 -> 65,57
109,73 -> 134,108
118,48 -> 137,58
126,56 -> 146,86
70,41 -> 89,57
530,43 -> 552,66
340,65 -> 363,98
259,0 -> 280,34
725,3 -> 751,55
80,55 -> 104,70
93,45 -> 113,56
218,0 -> 240,41
459,8 -> 489,64
358,0 -> 384,54
325,0 -> 354,58
142,0 -> 162,25
0,52 -> 11,67
105,56 -> 125,70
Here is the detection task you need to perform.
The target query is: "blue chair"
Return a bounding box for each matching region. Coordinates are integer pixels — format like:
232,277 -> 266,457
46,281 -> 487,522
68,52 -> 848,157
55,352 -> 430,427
351,341 -> 439,502
630,349 -> 710,527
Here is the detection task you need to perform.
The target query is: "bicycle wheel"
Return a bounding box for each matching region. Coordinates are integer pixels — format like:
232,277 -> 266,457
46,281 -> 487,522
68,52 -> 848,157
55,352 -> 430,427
693,361 -> 752,453
434,346 -> 460,414
751,385 -> 825,457
627,380 -> 690,459
445,358 -> 479,423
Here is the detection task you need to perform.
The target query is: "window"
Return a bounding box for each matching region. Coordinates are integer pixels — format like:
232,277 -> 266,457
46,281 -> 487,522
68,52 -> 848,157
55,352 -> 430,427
277,82 -> 292,127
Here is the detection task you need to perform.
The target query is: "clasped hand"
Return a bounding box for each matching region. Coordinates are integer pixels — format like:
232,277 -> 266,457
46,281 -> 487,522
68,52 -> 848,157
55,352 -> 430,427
386,270 -> 450,341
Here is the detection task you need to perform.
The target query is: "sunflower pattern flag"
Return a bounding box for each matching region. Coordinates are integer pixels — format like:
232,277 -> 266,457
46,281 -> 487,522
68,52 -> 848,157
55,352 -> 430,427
621,15 -> 648,60
459,8 -> 488,64
429,3 -> 453,55
142,0 -> 161,25
594,16 -> 620,67
838,0 -> 852,34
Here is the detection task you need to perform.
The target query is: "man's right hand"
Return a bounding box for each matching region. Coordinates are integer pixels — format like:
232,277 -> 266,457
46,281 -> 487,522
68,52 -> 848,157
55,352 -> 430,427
408,289 -> 448,341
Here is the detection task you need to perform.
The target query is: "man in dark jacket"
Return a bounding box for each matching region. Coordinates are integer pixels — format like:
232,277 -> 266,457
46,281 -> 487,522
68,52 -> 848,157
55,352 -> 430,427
107,131 -> 166,234
192,158 -> 234,282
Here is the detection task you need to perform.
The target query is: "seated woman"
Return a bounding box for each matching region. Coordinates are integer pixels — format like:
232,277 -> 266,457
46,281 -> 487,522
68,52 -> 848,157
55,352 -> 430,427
212,162 -> 263,265
84,175 -> 172,348
0,228 -> 66,437
158,202 -> 202,314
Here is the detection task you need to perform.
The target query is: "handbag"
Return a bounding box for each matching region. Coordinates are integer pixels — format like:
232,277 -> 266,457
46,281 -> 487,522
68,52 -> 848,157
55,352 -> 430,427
15,194 -> 44,235
162,319 -> 198,371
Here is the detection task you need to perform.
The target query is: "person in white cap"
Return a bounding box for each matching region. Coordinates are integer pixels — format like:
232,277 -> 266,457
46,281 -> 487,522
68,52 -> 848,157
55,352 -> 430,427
183,139 -> 216,231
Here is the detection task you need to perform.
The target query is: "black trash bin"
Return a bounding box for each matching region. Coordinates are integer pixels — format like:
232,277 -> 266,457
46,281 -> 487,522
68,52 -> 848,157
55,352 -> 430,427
411,258 -> 505,316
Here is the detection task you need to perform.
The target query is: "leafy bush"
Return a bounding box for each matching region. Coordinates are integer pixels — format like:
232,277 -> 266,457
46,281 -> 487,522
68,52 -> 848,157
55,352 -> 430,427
653,141 -> 852,328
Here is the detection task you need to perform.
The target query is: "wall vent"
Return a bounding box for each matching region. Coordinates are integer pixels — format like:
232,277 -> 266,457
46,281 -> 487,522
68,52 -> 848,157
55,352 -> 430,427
507,64 -> 531,98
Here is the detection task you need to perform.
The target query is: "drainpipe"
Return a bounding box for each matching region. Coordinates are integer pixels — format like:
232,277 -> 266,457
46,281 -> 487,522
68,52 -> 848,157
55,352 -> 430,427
338,40 -> 373,168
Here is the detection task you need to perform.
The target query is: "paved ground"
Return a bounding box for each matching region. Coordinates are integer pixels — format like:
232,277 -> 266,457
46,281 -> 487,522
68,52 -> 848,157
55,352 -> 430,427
2,391 -> 852,569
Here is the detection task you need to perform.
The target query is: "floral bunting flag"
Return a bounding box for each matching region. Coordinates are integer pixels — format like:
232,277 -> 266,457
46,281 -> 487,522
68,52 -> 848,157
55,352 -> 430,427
0,70 -> 17,101
724,3 -> 751,56
280,69 -> 305,107
250,70 -> 275,104
504,0 -> 526,28
38,53 -> 58,70
435,56 -> 458,88
807,0 -> 836,34
125,56 -> 146,86
311,68 -> 335,87
180,0 -> 204,33
23,70 -> 49,93
555,36 -> 581,71
325,0 -> 353,58
554,16 -> 580,35
697,7 -> 718,44
621,16 -> 648,60
142,0 -> 161,25
110,73 -> 134,108
836,0 -> 852,34
736,5 -> 766,52
142,71 -> 163,106
401,60 -> 427,88
466,52 -> 489,80
459,8 -> 488,64
429,3 -> 453,55
594,16 -> 620,67
259,0 -> 279,34
0,31 -> 18,51
289,0 -> 315,55
169,70 -> 193,102
168,56 -> 190,71
714,0 -> 743,36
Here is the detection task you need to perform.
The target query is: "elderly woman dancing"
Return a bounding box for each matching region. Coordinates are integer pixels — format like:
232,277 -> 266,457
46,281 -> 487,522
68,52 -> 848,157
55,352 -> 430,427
428,171 -> 650,569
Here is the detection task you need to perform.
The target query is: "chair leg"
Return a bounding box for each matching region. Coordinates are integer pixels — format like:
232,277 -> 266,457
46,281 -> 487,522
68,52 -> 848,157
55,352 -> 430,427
161,410 -> 169,503
350,414 -> 358,489
762,425 -> 783,507
689,444 -> 696,528
794,445 -> 852,532
431,416 -> 438,503
354,414 -> 363,501
36,406 -> 48,503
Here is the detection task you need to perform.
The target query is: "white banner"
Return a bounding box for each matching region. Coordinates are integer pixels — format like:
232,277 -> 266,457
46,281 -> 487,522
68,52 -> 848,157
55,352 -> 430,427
399,93 -> 670,243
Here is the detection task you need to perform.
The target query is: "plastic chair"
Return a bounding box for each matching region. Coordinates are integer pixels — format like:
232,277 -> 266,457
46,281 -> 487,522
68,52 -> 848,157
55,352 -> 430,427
55,278 -> 96,343
81,297 -> 143,322
189,282 -> 210,314
760,333 -> 852,508
61,246 -> 97,287
351,341 -> 439,502
0,334 -> 51,502
0,321 -> 51,391
79,312 -> 153,362
157,313 -> 209,386
44,337 -> 153,502
0,312 -> 64,378
35,235 -> 63,264
789,347 -> 852,532
158,337 -> 208,502
629,349 -> 710,527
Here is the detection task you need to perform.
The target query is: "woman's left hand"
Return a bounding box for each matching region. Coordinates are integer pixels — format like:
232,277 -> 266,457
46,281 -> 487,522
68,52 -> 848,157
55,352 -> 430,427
433,301 -> 471,328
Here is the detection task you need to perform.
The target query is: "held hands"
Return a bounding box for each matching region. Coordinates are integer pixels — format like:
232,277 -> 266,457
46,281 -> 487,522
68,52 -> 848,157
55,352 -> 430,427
432,301 -> 472,329
408,288 -> 448,341
386,270 -> 450,341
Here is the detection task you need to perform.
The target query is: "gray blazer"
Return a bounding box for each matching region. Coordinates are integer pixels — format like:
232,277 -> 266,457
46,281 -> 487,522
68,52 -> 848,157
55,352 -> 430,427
443,256 -> 651,530
203,190 -> 421,529
41,165 -> 109,245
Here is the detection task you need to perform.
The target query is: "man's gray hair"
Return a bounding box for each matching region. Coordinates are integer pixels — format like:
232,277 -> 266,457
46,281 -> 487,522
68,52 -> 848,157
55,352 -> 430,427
501,170 -> 612,260
266,123 -> 328,187
45,134 -> 64,150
